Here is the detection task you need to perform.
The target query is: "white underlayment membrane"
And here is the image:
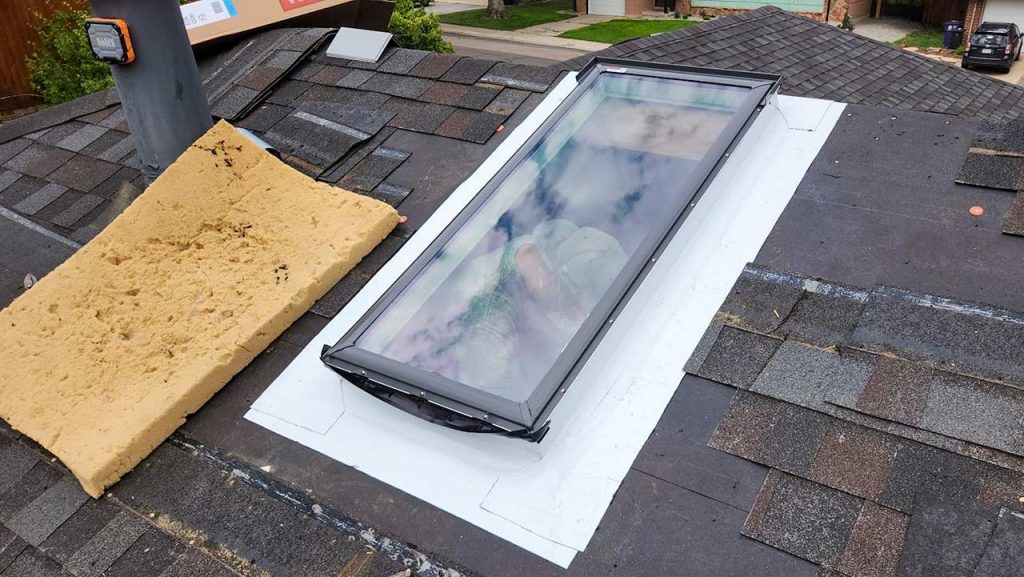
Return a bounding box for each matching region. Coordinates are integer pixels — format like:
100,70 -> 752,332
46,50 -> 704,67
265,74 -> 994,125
246,73 -> 846,567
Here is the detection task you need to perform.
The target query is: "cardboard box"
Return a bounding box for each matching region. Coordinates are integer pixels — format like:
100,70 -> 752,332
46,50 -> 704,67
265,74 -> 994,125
181,0 -> 376,46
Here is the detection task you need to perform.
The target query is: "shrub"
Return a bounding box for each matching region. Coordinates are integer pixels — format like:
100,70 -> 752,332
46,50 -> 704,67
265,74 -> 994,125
389,0 -> 453,53
840,11 -> 854,31
27,2 -> 113,105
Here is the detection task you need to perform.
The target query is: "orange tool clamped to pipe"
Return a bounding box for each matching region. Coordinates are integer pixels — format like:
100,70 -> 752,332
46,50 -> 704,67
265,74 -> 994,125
84,18 -> 135,64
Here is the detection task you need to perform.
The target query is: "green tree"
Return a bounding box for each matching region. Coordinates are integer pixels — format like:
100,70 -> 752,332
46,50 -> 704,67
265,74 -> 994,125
27,2 -> 114,105
389,0 -> 453,53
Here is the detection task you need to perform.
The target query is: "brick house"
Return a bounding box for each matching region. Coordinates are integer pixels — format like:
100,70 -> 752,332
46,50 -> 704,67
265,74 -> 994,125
572,0 -> 968,26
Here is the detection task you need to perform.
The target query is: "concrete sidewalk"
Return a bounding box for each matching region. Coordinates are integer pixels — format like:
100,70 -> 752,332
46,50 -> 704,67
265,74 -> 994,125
427,1 -> 483,15
429,0 -> 612,52
442,23 -> 611,52
519,13 -> 614,36
444,28 -> 600,66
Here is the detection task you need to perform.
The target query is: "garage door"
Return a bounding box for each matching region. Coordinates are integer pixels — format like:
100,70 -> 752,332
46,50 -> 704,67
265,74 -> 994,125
588,0 -> 624,15
983,0 -> 1024,26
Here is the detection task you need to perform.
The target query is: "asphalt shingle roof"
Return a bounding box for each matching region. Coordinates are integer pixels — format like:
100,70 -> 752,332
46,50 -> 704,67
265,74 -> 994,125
3,14 -> 1024,577
698,264 -> 1024,577
563,6 -> 1024,121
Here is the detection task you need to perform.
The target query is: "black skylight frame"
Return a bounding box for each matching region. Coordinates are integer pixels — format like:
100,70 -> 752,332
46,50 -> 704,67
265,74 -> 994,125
322,58 -> 781,441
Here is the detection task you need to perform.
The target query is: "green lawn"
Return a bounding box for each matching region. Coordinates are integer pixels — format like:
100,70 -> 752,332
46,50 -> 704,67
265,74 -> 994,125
559,18 -> 698,44
893,28 -> 945,49
439,1 -> 575,31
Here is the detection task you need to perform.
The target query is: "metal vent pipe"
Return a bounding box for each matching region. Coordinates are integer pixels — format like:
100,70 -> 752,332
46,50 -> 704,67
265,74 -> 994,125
88,0 -> 213,181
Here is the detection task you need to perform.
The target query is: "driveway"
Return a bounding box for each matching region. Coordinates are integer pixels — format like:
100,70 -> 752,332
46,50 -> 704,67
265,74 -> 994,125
908,47 -> 1024,85
427,1 -> 482,15
853,17 -> 922,43
441,24 -> 607,66
971,54 -> 1024,85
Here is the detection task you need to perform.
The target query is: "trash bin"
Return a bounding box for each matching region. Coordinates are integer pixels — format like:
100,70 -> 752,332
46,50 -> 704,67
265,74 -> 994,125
944,20 -> 964,49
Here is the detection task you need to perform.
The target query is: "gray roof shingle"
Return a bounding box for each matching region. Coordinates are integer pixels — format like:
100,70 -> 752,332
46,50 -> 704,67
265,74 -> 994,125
703,262 -> 1024,577
4,15 -> 1024,577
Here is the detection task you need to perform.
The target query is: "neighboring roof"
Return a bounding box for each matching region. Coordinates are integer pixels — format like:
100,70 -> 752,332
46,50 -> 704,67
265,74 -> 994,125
2,12 -> 1024,577
562,6 -> 1024,121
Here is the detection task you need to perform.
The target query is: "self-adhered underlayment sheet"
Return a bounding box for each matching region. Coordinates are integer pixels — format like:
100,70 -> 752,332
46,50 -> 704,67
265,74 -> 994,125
0,121 -> 399,497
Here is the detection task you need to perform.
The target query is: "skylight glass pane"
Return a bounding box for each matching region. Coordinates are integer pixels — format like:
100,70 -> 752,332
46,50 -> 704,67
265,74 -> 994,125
353,75 -> 750,404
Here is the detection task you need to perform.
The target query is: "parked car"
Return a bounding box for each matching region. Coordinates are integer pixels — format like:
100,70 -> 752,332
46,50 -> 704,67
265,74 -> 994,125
962,22 -> 1022,73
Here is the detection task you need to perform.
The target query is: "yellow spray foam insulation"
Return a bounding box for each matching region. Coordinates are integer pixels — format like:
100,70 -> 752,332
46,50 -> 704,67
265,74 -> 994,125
0,121 -> 399,497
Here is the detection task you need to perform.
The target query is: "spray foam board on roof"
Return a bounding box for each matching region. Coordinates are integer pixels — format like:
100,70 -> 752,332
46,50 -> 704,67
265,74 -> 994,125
0,120 -> 399,497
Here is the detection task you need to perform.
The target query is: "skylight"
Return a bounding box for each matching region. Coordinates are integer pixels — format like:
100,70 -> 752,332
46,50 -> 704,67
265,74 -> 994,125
322,59 -> 780,440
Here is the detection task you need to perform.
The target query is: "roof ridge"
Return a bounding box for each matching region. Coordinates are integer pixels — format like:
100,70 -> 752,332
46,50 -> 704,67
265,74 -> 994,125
709,9 -> 1021,95
561,7 -> 1024,119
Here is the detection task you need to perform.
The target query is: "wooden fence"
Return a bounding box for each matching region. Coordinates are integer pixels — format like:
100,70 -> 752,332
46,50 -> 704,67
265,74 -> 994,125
0,0 -> 87,113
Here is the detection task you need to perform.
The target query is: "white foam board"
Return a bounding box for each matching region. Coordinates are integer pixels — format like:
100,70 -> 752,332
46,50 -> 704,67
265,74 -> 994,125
326,27 -> 392,62
246,73 -> 845,567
